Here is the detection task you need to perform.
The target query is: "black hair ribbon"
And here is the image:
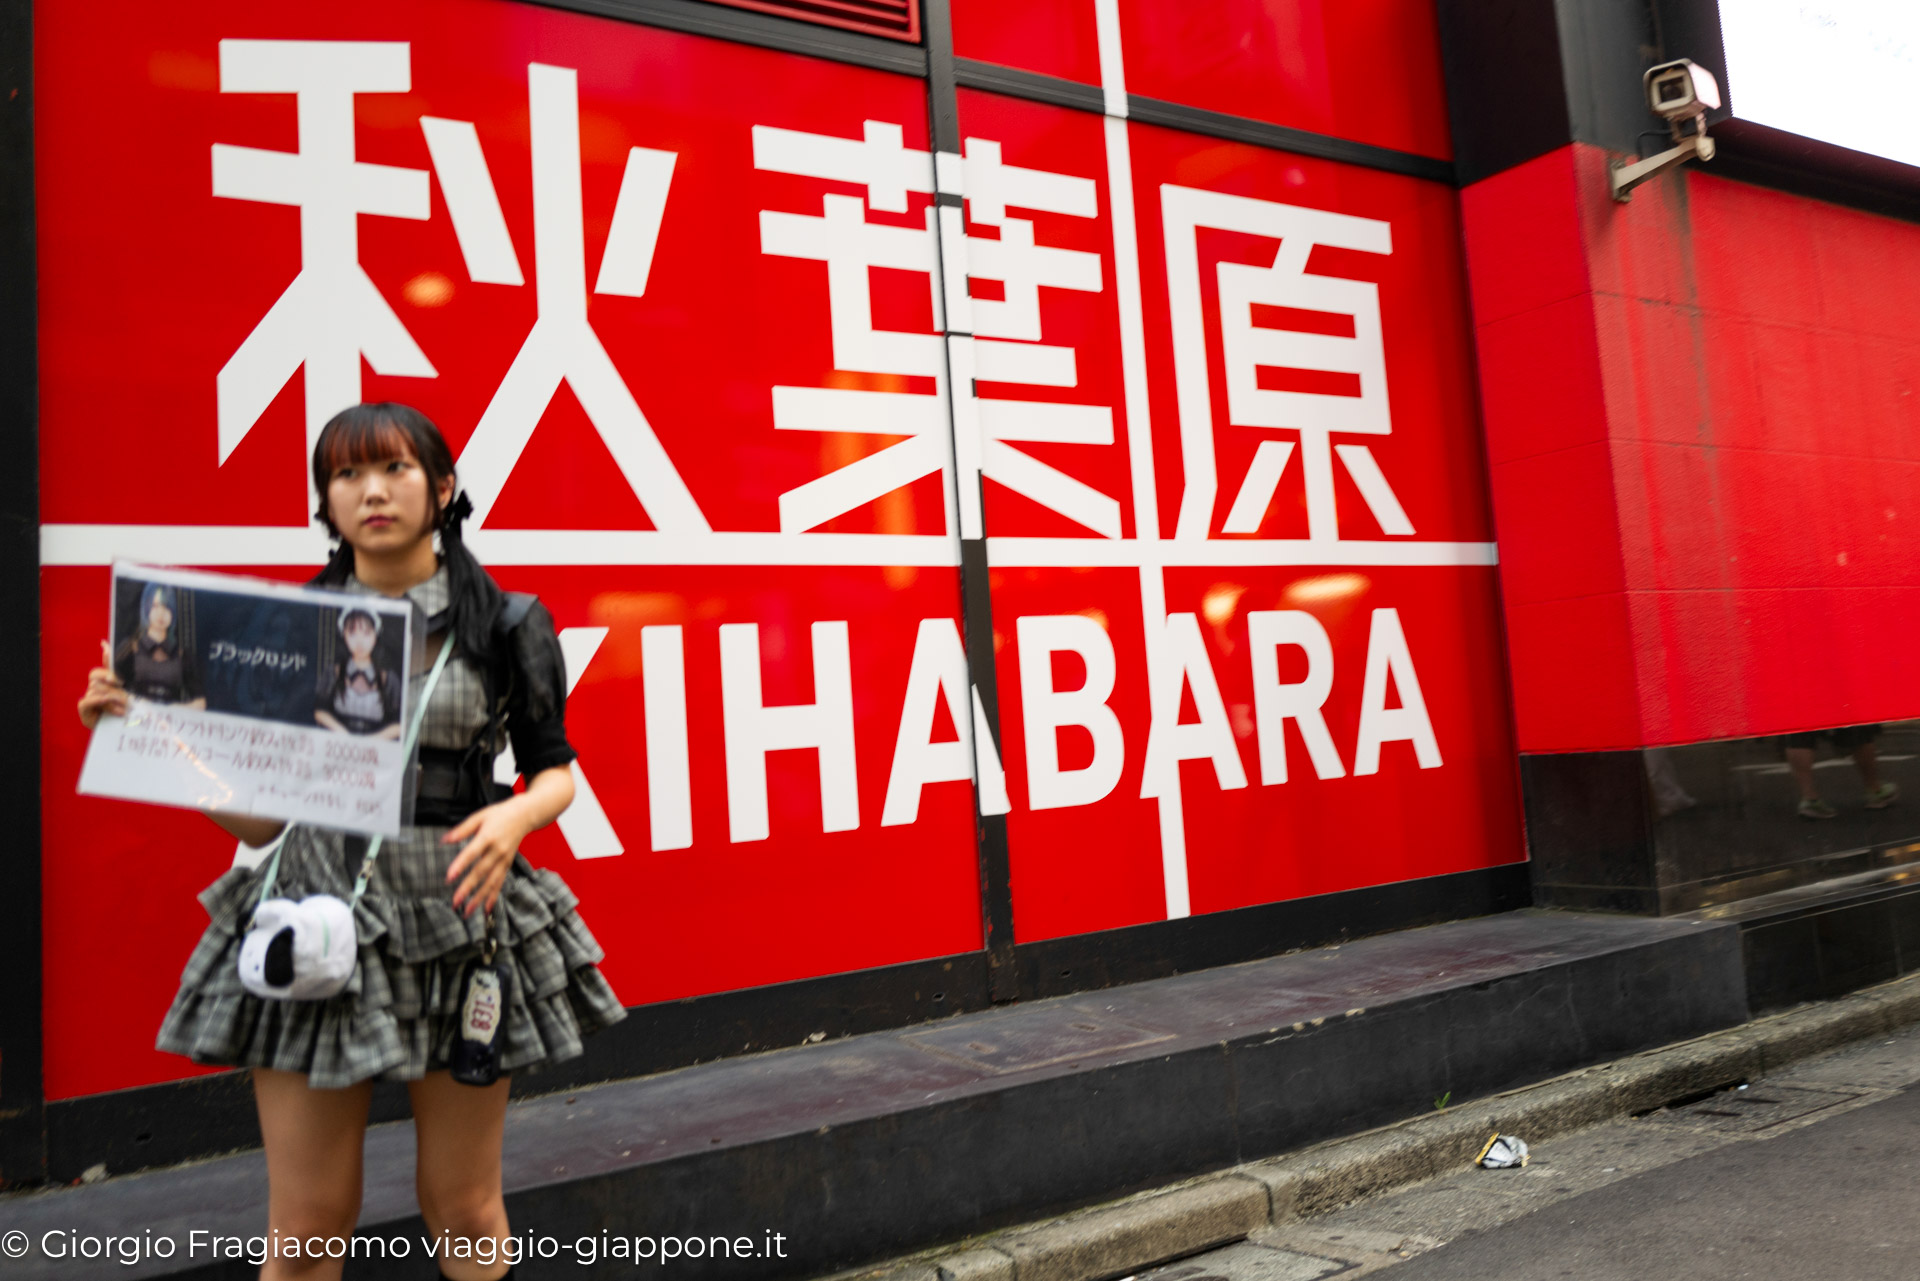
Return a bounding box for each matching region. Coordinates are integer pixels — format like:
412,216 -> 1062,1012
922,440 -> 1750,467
442,489 -> 475,540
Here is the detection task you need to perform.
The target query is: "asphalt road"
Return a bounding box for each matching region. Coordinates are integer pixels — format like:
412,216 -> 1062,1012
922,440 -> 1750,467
1146,1021 -> 1920,1281
1387,1084 -> 1920,1280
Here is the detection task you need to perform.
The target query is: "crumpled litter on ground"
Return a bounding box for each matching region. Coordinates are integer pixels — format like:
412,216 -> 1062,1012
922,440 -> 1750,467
1476,1133 -> 1529,1168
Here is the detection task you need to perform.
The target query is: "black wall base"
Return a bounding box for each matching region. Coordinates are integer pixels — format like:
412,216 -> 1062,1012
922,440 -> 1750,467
1521,730 -> 1920,916
1697,866 -> 1920,1013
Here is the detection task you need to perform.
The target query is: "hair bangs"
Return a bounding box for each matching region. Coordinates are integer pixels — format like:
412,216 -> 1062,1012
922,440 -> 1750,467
310,401 -> 502,667
317,413 -> 417,476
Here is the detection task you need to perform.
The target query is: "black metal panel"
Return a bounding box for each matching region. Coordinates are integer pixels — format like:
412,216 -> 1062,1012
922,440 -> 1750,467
1436,0 -> 1664,175
959,541 -> 1018,1000
1435,0 -> 1743,187
1524,728 -> 1920,916
922,0 -> 1019,1000
1732,878 -> 1920,1013
0,0 -> 43,1189
1520,750 -> 1660,915
953,58 -> 1106,115
921,0 -> 958,150
1126,94 -> 1456,185
1707,121 -> 1920,228
1551,0 -> 1664,155
526,0 -> 929,76
1433,0 -> 1576,186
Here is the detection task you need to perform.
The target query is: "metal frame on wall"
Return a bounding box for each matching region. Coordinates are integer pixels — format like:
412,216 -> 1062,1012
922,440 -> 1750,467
0,0 -> 44,1186
12,0 -> 1526,1184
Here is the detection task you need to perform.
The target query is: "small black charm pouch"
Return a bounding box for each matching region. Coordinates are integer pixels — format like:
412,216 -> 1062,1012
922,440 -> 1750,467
450,932 -> 511,1087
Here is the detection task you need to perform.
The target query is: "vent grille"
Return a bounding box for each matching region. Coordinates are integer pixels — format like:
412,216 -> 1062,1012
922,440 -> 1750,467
699,0 -> 919,42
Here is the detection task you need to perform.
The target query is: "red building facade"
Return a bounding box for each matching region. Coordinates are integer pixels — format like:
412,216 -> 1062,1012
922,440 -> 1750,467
4,0 -> 1916,1183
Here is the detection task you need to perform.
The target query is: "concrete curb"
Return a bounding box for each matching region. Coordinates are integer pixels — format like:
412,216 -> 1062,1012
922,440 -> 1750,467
853,972 -> 1920,1281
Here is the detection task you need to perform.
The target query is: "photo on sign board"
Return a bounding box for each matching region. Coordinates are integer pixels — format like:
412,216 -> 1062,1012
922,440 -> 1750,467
111,571 -> 409,734
315,604 -> 407,738
113,579 -> 205,708
83,564 -> 418,835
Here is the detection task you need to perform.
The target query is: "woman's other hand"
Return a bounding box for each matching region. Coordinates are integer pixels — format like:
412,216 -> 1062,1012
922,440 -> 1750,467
79,640 -> 128,730
443,797 -> 536,916
442,766 -> 574,915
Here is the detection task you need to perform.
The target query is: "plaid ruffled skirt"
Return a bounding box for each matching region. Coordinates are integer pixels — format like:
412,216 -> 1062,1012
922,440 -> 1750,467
156,822 -> 626,1089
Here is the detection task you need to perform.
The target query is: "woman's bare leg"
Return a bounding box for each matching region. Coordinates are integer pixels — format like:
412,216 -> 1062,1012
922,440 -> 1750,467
410,1071 -> 512,1280
252,1068 -> 373,1281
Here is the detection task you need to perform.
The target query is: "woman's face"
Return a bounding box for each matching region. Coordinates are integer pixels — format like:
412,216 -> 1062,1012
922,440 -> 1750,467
326,444 -> 455,556
146,597 -> 172,635
343,617 -> 378,661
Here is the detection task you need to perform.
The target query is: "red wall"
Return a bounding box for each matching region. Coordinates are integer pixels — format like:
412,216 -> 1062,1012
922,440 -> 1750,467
36,0 -> 1523,1101
1463,143 -> 1920,753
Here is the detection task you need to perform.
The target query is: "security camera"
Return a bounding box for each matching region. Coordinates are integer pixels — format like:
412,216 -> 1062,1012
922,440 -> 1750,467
1644,59 -> 1721,124
1611,58 -> 1720,201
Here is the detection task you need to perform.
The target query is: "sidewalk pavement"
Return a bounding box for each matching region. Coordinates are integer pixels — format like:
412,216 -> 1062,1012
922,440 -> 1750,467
851,971 -> 1920,1281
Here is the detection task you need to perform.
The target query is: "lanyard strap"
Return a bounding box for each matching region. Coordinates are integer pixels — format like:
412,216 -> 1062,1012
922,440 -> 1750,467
254,635 -> 457,911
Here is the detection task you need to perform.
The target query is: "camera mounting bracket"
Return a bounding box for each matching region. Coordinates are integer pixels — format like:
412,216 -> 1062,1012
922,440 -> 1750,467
1611,130 -> 1716,202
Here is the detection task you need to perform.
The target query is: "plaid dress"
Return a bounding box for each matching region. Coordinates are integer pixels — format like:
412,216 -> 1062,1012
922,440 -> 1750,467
156,568 -> 625,1089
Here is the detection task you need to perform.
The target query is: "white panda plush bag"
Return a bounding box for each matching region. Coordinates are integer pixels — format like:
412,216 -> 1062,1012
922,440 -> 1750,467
238,894 -> 359,999
237,639 -> 453,1002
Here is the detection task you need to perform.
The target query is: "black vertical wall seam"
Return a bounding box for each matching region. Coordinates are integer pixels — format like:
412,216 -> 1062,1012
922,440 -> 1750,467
921,0 -> 1018,1003
0,0 -> 45,1186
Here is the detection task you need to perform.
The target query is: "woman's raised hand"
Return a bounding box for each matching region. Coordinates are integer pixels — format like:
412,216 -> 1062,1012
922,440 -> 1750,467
78,640 -> 129,730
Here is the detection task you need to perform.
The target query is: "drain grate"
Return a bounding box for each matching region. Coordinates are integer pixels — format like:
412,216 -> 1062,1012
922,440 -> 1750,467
1645,1082 -> 1865,1133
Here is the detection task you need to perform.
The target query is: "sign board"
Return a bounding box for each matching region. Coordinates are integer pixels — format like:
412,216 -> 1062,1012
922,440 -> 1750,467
79,565 -> 417,834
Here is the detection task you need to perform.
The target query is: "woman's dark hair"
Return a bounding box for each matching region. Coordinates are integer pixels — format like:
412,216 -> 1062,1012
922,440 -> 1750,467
309,402 -> 502,664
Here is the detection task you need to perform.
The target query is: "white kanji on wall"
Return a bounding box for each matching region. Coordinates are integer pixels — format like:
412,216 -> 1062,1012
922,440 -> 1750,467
446,63 -> 708,532
1161,186 -> 1414,543
756,122 -> 1119,541
943,138 -> 1119,540
754,120 -> 952,535
212,40 -> 436,466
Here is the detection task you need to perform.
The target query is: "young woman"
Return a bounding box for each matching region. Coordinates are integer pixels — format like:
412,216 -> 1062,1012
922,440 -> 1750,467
78,403 -> 625,1281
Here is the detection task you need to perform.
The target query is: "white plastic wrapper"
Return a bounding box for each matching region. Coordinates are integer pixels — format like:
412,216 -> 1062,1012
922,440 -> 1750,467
1477,1133 -> 1530,1168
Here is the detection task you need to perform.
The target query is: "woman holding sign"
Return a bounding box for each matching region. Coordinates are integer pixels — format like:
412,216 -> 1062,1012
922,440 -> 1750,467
78,403 -> 622,1281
